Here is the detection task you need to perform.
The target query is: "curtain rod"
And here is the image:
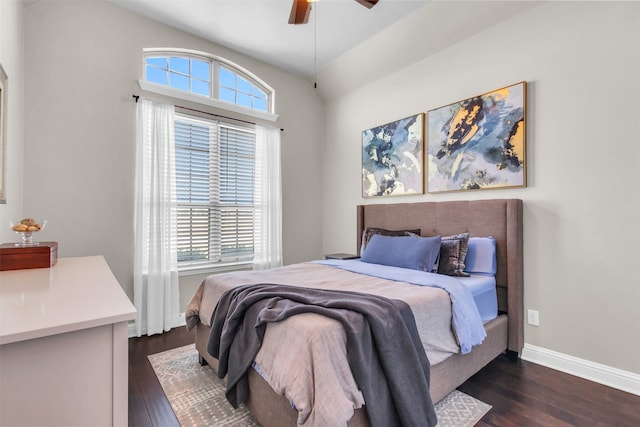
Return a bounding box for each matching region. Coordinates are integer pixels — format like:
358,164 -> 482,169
132,94 -> 283,131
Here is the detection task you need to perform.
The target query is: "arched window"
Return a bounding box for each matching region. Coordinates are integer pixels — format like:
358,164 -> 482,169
139,48 -> 276,121
219,66 -> 269,112
137,49 -> 280,274
145,56 -> 212,97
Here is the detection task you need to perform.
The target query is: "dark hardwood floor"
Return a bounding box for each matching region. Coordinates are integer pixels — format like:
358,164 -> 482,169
129,327 -> 640,426
129,326 -> 195,427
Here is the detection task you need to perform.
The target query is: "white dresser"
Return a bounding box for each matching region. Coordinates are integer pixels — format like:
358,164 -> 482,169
0,256 -> 136,426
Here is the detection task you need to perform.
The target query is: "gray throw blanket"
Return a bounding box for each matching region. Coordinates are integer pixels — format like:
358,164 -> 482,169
208,284 -> 437,427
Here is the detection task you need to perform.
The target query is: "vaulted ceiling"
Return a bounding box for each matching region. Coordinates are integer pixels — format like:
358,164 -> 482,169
108,0 -> 429,77
106,0 -> 539,99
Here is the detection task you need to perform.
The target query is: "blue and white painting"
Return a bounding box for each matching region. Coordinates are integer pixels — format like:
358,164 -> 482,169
427,82 -> 526,193
362,113 -> 424,198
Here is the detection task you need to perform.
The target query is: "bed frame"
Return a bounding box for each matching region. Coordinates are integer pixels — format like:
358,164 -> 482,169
195,198 -> 524,427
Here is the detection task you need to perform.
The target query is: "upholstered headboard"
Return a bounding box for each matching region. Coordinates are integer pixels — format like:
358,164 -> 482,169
356,199 -> 524,354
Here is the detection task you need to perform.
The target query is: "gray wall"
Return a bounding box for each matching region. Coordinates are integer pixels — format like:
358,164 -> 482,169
318,1 -> 640,374
21,0 -> 325,309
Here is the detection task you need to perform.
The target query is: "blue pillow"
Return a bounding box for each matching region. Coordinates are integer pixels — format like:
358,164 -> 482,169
361,234 -> 442,272
464,237 -> 497,275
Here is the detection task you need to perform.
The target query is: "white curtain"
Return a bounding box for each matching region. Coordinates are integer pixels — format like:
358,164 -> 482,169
133,99 -> 180,336
253,124 -> 283,270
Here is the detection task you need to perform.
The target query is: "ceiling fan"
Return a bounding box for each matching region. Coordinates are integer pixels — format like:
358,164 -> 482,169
288,0 -> 379,25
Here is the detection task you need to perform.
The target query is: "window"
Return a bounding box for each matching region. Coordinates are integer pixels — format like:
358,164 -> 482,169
175,114 -> 256,270
146,56 -> 211,97
219,66 -> 268,111
142,49 -> 274,117
138,49 -> 281,273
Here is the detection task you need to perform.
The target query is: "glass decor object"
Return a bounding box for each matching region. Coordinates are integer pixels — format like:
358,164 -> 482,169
10,219 -> 47,246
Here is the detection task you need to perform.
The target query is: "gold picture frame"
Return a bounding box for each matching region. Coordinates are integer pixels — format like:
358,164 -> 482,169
362,113 -> 425,198
427,81 -> 526,193
0,63 -> 6,204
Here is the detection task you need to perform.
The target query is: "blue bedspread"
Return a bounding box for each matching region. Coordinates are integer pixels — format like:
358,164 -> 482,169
314,259 -> 486,353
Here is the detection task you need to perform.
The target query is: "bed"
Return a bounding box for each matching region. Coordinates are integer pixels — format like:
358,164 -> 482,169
186,198 -> 524,427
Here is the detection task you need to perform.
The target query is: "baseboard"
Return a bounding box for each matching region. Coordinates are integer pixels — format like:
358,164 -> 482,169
128,312 -> 186,338
521,343 -> 640,396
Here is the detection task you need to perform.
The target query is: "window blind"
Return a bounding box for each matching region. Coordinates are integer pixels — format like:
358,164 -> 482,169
175,115 -> 256,266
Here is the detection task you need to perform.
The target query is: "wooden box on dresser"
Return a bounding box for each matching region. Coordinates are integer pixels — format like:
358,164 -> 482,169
0,256 -> 136,426
0,241 -> 58,271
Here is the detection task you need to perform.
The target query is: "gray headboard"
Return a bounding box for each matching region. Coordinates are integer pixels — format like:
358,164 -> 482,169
356,199 -> 524,354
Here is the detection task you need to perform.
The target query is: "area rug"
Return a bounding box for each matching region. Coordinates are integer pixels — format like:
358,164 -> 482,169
149,344 -> 491,427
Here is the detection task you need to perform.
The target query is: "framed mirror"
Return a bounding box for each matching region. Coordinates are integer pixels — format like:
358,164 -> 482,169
0,63 -> 6,204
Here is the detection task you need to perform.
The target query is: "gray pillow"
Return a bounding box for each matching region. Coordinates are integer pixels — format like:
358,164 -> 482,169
437,233 -> 470,277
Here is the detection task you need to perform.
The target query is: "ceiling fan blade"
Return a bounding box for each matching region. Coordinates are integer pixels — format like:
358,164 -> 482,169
288,0 -> 378,25
354,0 -> 379,9
288,0 -> 311,25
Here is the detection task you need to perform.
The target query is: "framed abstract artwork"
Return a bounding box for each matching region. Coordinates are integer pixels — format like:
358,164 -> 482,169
362,113 -> 424,198
427,81 -> 526,193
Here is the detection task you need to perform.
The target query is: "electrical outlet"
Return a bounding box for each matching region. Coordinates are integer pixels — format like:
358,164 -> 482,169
527,309 -> 540,326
